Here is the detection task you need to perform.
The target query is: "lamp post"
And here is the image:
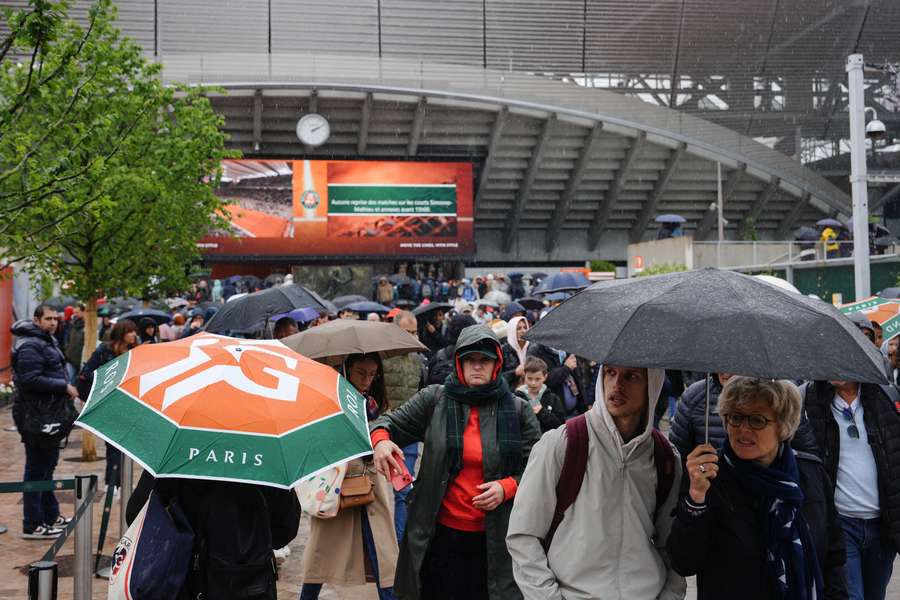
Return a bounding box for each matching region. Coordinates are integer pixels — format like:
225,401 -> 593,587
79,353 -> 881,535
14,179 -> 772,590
847,54 -> 871,300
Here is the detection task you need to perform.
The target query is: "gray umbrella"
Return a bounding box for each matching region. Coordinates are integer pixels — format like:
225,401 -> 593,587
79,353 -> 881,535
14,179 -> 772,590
525,268 -> 886,384
205,284 -> 328,333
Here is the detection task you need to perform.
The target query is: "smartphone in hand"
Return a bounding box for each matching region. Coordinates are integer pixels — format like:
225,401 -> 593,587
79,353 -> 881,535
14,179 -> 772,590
390,455 -> 413,491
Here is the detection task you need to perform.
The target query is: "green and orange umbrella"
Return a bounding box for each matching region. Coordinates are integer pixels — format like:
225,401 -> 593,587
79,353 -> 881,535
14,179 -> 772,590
840,296 -> 900,342
75,333 -> 372,489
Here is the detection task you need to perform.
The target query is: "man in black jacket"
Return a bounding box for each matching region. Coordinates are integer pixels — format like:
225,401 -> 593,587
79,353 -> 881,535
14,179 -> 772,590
803,379 -> 900,600
12,306 -> 80,539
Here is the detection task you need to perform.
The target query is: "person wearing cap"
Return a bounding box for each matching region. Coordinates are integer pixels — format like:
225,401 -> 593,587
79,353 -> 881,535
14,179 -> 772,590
798,313 -> 900,599
371,325 -> 541,600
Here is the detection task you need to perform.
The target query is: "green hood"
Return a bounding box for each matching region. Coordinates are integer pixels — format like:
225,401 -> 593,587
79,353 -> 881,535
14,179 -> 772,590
454,324 -> 502,358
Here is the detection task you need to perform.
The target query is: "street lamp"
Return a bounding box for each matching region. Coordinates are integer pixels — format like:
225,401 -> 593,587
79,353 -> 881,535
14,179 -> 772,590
847,54 -> 872,300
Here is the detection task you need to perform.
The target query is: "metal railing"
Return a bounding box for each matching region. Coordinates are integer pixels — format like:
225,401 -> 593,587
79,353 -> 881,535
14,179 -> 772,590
0,475 -> 97,600
693,240 -> 897,270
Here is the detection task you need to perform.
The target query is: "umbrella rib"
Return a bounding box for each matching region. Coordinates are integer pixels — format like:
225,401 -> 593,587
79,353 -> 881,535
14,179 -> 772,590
719,271 -> 774,378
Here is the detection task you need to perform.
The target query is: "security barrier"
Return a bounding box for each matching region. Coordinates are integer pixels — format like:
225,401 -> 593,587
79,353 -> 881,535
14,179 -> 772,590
1,474 -> 97,600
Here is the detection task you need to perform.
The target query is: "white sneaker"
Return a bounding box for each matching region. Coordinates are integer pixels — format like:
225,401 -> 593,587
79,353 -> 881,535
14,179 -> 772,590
21,525 -> 63,539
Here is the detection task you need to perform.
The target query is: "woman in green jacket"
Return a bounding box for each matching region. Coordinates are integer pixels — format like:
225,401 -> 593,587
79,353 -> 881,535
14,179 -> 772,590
371,325 -> 541,600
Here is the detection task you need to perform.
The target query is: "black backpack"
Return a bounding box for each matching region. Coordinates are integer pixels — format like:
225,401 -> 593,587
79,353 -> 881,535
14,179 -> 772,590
186,484 -> 278,600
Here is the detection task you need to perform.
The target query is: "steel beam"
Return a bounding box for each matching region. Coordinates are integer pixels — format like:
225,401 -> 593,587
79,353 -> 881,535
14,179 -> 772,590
545,123 -> 604,253
870,183 -> 900,213
746,177 -> 780,224
502,114 -> 556,253
587,132 -> 647,250
252,89 -> 262,152
407,97 -> 427,157
629,143 -> 686,243
776,192 -> 812,238
357,92 -> 372,154
474,107 -> 509,212
695,163 -> 746,240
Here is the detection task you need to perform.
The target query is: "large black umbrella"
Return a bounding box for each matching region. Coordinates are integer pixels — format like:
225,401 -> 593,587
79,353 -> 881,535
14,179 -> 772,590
43,295 -> 78,310
518,297 -> 546,311
116,308 -> 172,326
205,284 -> 328,333
333,295 -> 369,309
526,268 -> 886,384
413,302 -> 453,317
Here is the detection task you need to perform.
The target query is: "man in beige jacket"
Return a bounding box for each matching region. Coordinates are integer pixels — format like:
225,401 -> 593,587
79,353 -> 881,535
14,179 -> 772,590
506,365 -> 686,600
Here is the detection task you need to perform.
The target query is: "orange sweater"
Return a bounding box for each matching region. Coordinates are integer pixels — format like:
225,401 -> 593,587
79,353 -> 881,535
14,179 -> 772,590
370,406 -> 518,533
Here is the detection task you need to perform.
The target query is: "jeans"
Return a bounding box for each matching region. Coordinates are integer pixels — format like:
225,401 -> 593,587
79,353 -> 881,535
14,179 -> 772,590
840,515 -> 896,600
393,444 -> 418,541
299,512 -> 395,600
22,443 -> 60,530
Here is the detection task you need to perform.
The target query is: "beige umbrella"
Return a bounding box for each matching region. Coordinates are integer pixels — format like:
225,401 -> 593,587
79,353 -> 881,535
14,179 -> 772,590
279,319 -> 427,365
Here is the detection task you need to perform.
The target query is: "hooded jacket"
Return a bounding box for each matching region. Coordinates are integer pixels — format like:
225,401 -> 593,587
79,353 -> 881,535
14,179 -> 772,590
370,325 -> 542,600
506,366 -> 686,600
12,321 -> 69,403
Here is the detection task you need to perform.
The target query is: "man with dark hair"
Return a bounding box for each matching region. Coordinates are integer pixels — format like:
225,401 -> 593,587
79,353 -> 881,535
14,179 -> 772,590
272,316 -> 299,340
12,305 -> 79,538
64,303 -> 85,383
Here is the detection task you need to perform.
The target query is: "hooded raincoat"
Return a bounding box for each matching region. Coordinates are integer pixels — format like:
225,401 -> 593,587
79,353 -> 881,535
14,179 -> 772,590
506,366 -> 685,600
370,325 -> 542,600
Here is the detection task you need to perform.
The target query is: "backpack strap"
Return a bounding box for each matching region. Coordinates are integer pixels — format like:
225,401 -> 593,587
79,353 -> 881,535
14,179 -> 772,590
542,414 -> 588,551
651,428 -> 676,523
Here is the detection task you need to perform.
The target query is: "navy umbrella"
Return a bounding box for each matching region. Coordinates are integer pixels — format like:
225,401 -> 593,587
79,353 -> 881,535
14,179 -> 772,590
794,226 -> 819,242
816,218 -> 845,228
117,308 -> 172,326
654,214 -> 686,224
532,272 -> 591,295
345,301 -> 391,315
413,302 -> 453,317
205,284 -> 328,333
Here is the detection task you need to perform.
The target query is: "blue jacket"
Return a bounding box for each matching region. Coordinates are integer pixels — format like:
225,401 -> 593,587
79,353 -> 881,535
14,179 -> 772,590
12,321 -> 69,403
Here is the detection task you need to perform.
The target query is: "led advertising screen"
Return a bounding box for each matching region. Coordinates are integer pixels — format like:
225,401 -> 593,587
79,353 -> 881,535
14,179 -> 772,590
200,160 -> 474,258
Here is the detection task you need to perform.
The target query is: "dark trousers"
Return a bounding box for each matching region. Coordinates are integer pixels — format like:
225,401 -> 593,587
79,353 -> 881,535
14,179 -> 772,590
105,443 -> 121,488
22,442 -> 60,530
421,524 -> 488,600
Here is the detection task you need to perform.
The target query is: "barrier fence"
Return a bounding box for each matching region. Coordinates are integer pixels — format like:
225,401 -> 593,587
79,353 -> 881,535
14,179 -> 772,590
0,474 -> 97,600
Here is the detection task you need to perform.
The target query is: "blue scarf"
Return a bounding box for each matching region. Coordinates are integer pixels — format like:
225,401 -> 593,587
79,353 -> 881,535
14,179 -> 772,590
723,440 -> 823,600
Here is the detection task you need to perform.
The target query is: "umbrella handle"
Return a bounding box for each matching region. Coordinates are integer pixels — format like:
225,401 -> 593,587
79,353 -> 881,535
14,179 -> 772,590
704,373 -> 711,445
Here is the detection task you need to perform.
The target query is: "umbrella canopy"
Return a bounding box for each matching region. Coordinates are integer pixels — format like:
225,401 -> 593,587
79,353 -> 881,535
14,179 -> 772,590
654,214 -> 687,224
165,298 -> 190,309
474,299 -> 499,309
533,272 -> 591,295
839,296 -> 900,326
816,218 -> 845,228
270,307 -> 321,325
280,319 -> 426,366
875,236 -> 900,248
117,308 -> 172,326
752,275 -> 800,294
530,272 -> 549,282
75,334 -> 372,489
879,288 -> 900,300
43,295 -> 78,310
794,226 -> 819,242
525,268 -> 886,383
413,302 -> 453,317
333,295 -> 369,309
345,301 -> 391,314
543,292 -> 572,303
518,297 -> 546,311
483,290 -> 512,305
205,284 -> 328,333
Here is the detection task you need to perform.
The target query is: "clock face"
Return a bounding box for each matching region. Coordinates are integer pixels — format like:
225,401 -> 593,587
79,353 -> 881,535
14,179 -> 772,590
296,113 -> 330,147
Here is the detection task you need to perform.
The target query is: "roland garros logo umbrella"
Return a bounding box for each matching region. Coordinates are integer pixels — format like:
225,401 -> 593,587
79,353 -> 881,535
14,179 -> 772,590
75,333 -> 372,489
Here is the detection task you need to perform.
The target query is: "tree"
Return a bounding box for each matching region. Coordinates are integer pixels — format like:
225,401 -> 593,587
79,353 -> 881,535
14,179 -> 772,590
1,1 -> 234,458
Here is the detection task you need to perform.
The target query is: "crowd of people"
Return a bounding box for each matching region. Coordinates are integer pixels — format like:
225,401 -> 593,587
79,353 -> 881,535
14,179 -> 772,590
8,273 -> 900,600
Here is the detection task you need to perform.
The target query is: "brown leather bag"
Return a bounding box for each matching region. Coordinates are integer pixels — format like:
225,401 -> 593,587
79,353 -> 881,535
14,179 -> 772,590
339,474 -> 375,510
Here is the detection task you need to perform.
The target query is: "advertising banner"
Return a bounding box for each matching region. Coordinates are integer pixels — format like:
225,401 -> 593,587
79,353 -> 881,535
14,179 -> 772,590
200,160 -> 474,258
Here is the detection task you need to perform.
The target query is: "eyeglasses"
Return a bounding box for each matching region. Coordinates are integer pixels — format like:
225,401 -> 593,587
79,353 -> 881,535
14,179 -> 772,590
840,407 -> 860,439
723,413 -> 775,431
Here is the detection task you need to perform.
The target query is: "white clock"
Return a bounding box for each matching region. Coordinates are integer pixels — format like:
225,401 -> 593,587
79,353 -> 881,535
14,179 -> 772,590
296,113 -> 330,147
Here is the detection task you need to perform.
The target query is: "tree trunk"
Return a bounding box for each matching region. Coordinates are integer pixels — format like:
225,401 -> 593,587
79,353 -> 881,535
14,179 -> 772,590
80,296 -> 99,461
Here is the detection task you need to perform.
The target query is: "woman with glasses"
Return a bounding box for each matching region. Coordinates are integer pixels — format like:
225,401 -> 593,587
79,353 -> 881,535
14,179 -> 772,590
666,376 -> 848,600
